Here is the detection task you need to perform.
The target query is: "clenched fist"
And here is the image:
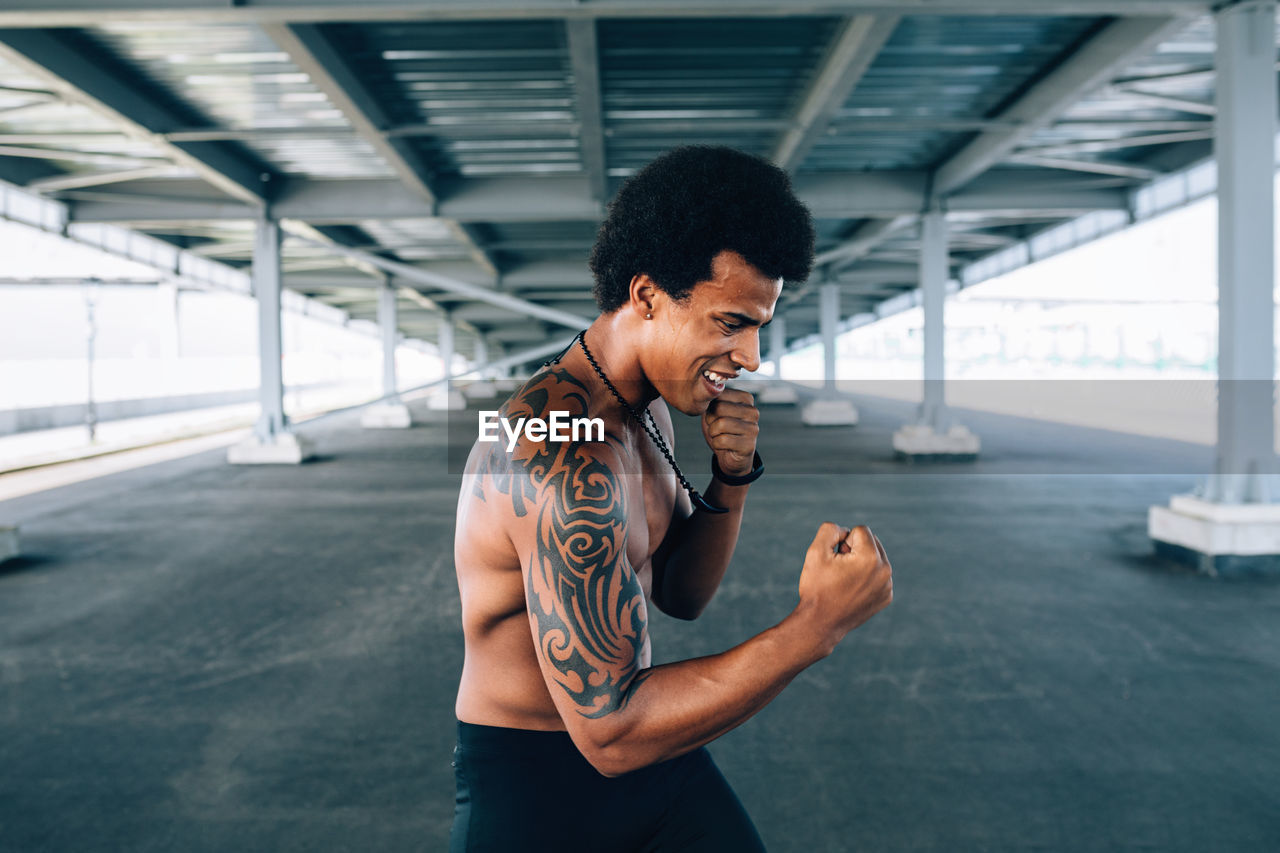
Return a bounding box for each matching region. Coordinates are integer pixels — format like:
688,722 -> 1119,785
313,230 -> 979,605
797,522 -> 893,656
701,388 -> 759,477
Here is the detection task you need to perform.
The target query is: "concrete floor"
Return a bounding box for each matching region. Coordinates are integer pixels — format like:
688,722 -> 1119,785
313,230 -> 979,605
0,389 -> 1276,852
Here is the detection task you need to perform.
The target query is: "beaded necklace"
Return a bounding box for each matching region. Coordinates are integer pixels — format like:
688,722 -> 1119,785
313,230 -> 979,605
548,330 -> 729,514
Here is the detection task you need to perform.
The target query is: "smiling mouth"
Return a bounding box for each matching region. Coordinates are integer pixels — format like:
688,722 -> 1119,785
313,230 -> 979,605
701,369 -> 734,394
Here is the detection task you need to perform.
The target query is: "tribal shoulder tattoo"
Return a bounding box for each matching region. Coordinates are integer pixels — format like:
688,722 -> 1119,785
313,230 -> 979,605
476,367 -> 653,718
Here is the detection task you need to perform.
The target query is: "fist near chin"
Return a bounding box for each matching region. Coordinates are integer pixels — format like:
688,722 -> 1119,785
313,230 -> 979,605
701,389 -> 760,476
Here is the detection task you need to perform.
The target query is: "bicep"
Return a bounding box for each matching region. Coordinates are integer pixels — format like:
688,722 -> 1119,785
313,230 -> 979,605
518,442 -> 652,724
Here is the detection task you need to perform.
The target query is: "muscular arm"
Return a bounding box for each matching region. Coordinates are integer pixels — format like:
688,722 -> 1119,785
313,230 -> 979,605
513,413 -> 826,778
648,399 -> 755,620
650,477 -> 751,620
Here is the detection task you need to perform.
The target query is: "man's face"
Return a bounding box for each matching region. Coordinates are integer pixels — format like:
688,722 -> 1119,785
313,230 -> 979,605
645,250 -> 783,416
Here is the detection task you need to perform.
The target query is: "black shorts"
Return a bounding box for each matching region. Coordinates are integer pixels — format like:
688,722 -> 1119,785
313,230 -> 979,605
449,721 -> 767,852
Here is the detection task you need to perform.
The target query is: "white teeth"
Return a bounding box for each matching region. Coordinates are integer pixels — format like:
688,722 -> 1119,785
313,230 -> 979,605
703,370 -> 726,383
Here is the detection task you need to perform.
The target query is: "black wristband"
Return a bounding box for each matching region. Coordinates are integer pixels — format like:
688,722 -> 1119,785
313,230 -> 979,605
712,451 -> 764,486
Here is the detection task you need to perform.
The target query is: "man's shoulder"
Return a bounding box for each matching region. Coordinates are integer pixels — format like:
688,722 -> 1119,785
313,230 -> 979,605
500,364 -> 593,421
466,365 -> 625,515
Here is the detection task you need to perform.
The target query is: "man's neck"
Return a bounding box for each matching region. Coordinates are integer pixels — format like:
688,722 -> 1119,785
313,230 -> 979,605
579,314 -> 658,415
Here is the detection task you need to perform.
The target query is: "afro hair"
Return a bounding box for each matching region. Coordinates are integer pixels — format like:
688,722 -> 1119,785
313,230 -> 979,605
589,145 -> 815,313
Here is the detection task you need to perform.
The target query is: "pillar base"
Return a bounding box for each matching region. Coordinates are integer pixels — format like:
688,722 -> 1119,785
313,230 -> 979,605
1149,495 -> 1280,576
893,423 -> 980,462
0,526 -> 18,564
428,389 -> 467,411
227,431 -> 314,465
463,381 -> 497,399
361,402 -> 412,429
757,384 -> 799,406
801,398 -> 859,426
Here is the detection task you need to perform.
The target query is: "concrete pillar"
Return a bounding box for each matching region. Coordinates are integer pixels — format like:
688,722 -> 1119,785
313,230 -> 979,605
362,277 -> 412,428
84,283 -> 98,443
758,315 -> 798,405
771,317 -> 786,377
920,210 -> 947,431
379,280 -> 399,399
801,283 -> 858,425
465,335 -> 497,399
429,315 -> 466,410
492,341 -> 520,392
1149,0 -> 1280,575
254,217 -> 285,441
440,318 -> 454,372
821,283 -> 838,394
893,211 -> 979,460
492,341 -> 511,379
228,214 -> 313,463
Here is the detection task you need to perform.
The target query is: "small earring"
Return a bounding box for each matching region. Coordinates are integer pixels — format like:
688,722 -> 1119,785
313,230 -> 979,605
645,312 -> 652,320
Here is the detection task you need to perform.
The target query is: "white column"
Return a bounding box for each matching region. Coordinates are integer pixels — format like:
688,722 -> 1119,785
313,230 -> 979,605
254,216 -> 285,441
439,318 -> 454,376
1149,0 -> 1280,574
893,211 -> 978,459
801,283 -> 858,425
228,214 -> 313,462
362,277 -> 412,428
465,335 -> 497,399
429,314 -> 466,410
492,341 -> 519,391
758,314 -> 798,405
920,210 -> 948,431
1210,0 -> 1277,503
771,316 -> 786,378
820,283 -> 839,394
379,279 -> 399,400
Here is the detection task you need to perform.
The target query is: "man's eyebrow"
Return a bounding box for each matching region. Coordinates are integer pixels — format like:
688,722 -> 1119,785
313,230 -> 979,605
721,311 -> 769,327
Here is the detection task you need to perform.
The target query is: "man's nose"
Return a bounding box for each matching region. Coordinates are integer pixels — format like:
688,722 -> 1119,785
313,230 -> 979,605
731,329 -> 762,373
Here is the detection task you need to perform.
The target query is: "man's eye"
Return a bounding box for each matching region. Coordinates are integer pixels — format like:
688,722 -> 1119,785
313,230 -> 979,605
719,321 -> 741,333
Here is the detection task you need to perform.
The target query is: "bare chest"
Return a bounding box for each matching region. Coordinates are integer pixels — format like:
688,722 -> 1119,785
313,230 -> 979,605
615,434 -> 681,583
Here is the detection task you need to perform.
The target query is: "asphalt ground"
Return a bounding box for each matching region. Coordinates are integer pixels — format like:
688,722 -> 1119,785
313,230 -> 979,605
0,388 -> 1276,852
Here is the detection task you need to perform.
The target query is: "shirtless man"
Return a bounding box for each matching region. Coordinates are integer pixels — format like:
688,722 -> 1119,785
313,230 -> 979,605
450,146 -> 894,852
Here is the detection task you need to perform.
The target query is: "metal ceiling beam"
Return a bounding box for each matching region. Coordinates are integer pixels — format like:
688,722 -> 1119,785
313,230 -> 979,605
932,16 -> 1186,198
27,165 -> 187,192
66,170 -> 1132,225
0,28 -> 271,204
772,15 -> 899,172
451,301 -> 591,324
286,229 -> 593,331
830,261 -> 922,282
159,119 -> 840,143
782,214 -> 916,308
261,23 -> 435,204
1019,129 -> 1215,158
1005,154 -> 1161,181
1110,86 -> 1217,116
283,260 -> 596,292
0,1 -> 1212,27
0,144 -> 156,167
565,20 -> 607,205
815,216 -> 919,269
261,22 -> 499,277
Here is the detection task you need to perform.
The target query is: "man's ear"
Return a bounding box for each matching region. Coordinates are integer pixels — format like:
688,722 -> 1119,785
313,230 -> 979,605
628,274 -> 658,320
